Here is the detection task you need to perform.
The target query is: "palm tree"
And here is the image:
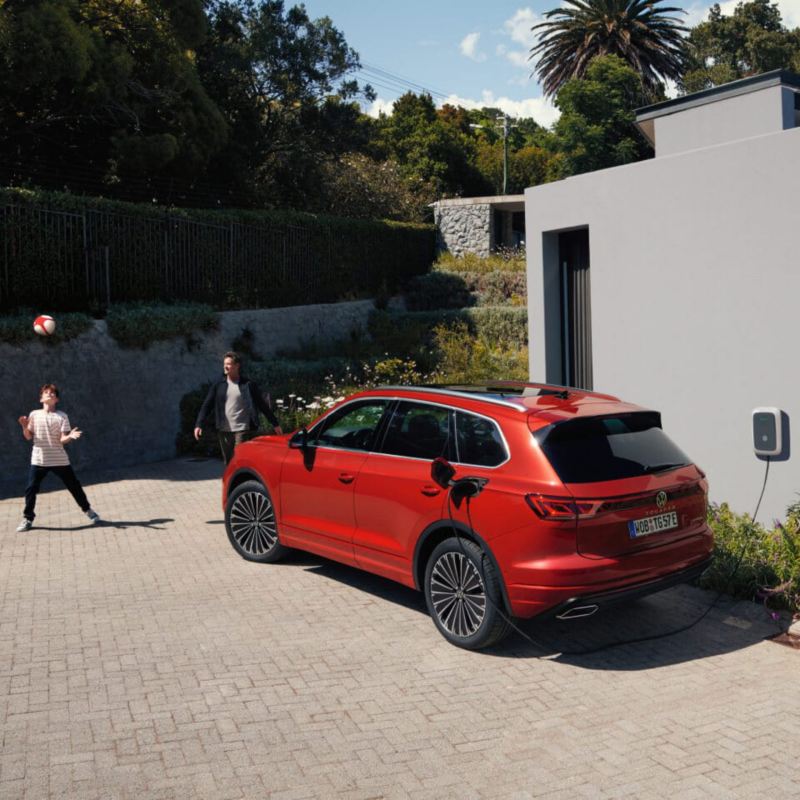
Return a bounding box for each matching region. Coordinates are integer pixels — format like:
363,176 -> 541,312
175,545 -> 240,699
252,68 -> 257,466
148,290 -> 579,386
530,0 -> 688,97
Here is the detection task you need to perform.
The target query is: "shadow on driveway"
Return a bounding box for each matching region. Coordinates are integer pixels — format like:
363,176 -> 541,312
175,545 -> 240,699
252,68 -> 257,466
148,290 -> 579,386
259,552 -> 778,670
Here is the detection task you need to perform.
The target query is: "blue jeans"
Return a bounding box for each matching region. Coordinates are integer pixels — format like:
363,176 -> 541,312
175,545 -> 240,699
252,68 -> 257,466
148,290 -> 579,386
23,464 -> 90,521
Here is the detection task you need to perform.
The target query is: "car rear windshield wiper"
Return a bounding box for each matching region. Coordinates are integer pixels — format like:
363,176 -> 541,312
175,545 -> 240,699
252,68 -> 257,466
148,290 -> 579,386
641,462 -> 686,474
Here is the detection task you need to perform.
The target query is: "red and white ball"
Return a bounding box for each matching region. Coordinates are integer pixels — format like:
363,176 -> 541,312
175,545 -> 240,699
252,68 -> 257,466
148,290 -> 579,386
33,314 -> 56,336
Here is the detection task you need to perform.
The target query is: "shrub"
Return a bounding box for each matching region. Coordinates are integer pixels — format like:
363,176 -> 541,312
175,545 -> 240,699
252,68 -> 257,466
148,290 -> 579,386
430,322 -> 529,384
700,501 -> 800,613
434,248 -> 526,274
368,307 -> 528,355
466,271 -> 527,306
403,271 -> 474,311
106,302 -> 218,348
1,186 -> 435,312
0,311 -> 93,345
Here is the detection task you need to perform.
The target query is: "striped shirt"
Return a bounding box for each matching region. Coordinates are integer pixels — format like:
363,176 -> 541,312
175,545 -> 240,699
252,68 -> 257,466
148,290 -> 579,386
27,409 -> 71,466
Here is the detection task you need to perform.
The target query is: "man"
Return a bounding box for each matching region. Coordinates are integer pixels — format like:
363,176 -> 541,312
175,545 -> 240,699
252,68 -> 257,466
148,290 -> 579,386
194,352 -> 283,464
16,383 -> 101,531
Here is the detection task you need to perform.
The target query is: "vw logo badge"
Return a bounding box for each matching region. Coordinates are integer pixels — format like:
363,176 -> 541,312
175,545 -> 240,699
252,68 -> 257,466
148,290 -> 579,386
656,491 -> 668,509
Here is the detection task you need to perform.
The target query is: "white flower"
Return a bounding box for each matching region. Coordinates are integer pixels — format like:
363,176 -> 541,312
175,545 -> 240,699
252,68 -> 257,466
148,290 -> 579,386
335,396 -> 345,402
275,399 -> 284,405
306,401 -> 320,410
322,396 -> 334,404
288,393 -> 296,398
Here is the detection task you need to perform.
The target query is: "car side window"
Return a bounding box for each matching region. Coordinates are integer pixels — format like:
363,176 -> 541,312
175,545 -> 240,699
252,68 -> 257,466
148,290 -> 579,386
310,401 -> 388,451
455,411 -> 507,467
380,401 -> 453,461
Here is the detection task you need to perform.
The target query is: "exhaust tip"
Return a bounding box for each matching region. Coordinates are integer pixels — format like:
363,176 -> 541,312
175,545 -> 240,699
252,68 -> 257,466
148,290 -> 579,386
556,604 -> 599,620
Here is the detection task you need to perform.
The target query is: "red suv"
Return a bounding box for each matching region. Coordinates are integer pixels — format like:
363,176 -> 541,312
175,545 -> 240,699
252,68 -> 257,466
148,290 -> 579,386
222,383 -> 713,649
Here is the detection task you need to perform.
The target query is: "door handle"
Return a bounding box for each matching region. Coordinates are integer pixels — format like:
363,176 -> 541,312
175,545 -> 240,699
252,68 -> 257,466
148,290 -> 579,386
338,473 -> 355,484
421,485 -> 441,497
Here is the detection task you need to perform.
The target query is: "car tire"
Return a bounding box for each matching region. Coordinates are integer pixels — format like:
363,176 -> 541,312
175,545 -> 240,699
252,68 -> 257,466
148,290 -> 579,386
225,480 -> 287,563
424,537 -> 512,650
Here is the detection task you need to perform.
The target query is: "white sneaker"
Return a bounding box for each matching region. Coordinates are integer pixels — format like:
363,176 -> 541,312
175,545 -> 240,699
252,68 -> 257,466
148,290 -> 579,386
85,509 -> 101,524
16,519 -> 32,532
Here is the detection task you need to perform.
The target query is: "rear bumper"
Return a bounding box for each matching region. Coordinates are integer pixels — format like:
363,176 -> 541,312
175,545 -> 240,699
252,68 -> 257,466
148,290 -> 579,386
537,556 -> 713,621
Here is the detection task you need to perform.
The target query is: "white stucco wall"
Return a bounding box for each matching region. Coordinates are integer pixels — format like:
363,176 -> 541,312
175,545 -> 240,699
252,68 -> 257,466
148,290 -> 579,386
525,126 -> 800,523
651,85 -> 793,156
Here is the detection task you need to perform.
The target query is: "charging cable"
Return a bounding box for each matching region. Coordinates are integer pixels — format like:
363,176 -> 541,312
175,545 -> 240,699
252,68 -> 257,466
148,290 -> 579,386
444,457 -> 772,657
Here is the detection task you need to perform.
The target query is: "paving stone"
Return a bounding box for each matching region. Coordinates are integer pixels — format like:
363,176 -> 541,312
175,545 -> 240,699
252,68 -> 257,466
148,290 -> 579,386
1,457 -> 799,799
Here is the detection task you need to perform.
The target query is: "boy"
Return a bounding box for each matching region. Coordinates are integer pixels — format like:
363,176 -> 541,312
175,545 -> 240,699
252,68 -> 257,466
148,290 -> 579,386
16,383 -> 100,531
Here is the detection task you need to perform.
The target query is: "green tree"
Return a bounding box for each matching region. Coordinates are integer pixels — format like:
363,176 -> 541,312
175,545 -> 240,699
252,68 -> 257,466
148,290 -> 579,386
197,0 -> 373,208
312,153 -> 432,222
0,0 -> 227,197
531,0 -> 687,98
376,93 -> 490,197
681,0 -> 800,93
547,55 -> 654,177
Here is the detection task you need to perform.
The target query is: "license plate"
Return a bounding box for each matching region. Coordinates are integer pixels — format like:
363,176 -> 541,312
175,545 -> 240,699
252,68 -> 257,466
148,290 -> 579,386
628,511 -> 678,538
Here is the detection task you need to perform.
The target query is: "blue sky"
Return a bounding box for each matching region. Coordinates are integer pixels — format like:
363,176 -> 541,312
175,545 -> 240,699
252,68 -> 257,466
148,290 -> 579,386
301,0 -> 800,128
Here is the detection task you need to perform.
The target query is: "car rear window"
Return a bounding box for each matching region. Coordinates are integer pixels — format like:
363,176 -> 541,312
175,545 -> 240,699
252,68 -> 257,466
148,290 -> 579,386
532,411 -> 691,483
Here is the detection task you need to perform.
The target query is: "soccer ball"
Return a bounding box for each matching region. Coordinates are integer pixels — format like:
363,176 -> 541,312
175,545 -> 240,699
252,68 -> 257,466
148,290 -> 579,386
33,315 -> 56,336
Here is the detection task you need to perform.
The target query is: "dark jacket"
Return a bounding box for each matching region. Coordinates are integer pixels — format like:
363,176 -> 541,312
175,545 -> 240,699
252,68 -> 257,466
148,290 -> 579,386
195,375 -> 280,432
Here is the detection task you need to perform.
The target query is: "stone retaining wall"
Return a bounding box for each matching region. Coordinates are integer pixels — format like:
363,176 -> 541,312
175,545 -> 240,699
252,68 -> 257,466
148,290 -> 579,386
1,300 -> 374,481
433,203 -> 492,257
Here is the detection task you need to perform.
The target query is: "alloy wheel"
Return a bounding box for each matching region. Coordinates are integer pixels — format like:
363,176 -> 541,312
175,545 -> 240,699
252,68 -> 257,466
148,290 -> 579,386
229,491 -> 277,557
429,550 -> 487,638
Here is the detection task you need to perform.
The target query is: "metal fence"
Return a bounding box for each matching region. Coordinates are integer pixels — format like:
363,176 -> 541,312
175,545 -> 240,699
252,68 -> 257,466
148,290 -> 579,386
0,202 -> 381,312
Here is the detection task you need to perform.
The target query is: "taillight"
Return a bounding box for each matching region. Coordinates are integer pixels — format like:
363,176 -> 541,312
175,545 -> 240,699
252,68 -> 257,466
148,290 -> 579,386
525,494 -> 603,520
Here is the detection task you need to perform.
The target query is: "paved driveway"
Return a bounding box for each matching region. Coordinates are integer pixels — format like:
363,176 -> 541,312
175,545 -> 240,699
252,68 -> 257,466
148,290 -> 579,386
1,459 -> 798,799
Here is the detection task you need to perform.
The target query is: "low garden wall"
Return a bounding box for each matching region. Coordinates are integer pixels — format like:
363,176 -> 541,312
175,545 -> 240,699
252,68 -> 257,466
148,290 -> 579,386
0,300 -> 374,485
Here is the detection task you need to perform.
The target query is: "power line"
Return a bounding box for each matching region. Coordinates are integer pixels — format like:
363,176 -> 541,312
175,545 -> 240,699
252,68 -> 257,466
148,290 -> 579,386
358,61 -> 451,102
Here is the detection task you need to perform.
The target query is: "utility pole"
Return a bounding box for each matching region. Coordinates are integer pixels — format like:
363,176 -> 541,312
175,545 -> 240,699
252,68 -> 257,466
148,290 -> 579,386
500,114 -> 510,196
470,113 -> 517,195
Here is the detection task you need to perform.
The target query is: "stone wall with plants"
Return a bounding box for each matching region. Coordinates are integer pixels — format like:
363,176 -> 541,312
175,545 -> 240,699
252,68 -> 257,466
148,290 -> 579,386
0,300 -> 374,481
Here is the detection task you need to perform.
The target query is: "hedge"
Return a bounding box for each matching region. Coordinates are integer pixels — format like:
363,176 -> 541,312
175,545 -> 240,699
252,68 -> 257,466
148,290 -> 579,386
0,186 -> 435,313
403,270 -> 527,310
369,307 -> 529,353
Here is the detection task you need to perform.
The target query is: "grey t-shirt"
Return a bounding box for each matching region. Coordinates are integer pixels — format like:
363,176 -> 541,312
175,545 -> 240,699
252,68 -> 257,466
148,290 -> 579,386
220,379 -> 249,432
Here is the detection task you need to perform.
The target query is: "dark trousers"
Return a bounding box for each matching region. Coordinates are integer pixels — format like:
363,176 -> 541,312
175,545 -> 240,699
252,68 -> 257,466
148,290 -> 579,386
24,464 -> 90,521
218,430 -> 256,465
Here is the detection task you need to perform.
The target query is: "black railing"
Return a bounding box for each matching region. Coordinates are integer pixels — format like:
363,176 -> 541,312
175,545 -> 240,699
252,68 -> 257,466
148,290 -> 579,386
1,202 -> 432,312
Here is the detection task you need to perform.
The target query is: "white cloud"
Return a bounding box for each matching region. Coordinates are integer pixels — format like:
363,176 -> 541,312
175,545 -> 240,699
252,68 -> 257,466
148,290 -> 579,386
504,8 -> 539,46
366,97 -> 396,118
439,90 -> 560,129
460,32 -> 487,62
687,0 -> 800,27
500,9 -> 541,72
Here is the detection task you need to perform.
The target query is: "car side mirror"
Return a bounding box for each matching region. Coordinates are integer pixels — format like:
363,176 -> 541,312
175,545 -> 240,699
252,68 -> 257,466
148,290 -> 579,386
289,427 -> 309,449
431,457 -> 456,489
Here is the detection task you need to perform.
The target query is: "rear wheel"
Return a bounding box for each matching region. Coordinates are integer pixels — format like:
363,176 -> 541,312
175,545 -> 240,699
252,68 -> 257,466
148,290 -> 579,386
225,480 -> 287,563
424,537 -> 512,650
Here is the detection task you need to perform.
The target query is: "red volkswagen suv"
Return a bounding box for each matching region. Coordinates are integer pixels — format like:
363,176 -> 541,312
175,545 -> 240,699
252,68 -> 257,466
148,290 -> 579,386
222,383 -> 713,649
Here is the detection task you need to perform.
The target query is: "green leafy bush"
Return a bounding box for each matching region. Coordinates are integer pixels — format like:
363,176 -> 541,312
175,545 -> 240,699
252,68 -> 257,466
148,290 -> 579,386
106,302 -> 218,348
430,322 -> 529,384
465,271 -> 527,306
403,271 -> 474,311
433,248 -> 526,274
0,311 -> 93,345
369,307 -> 528,355
1,186 -> 435,312
700,501 -> 800,613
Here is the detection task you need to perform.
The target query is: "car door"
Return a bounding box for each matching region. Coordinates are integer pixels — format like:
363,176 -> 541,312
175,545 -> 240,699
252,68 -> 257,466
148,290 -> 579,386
280,399 -> 391,566
353,401 -> 453,586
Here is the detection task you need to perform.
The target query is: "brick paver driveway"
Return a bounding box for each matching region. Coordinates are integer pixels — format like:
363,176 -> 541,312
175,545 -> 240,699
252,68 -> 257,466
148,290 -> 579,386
1,458 -> 798,799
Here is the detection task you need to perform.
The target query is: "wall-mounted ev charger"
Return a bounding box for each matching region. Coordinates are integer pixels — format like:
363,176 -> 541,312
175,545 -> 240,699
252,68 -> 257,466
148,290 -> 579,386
752,407 -> 786,458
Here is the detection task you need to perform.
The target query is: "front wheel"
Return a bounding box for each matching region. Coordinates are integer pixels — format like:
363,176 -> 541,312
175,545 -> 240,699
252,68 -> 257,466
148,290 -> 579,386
424,537 -> 512,650
225,480 -> 287,563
